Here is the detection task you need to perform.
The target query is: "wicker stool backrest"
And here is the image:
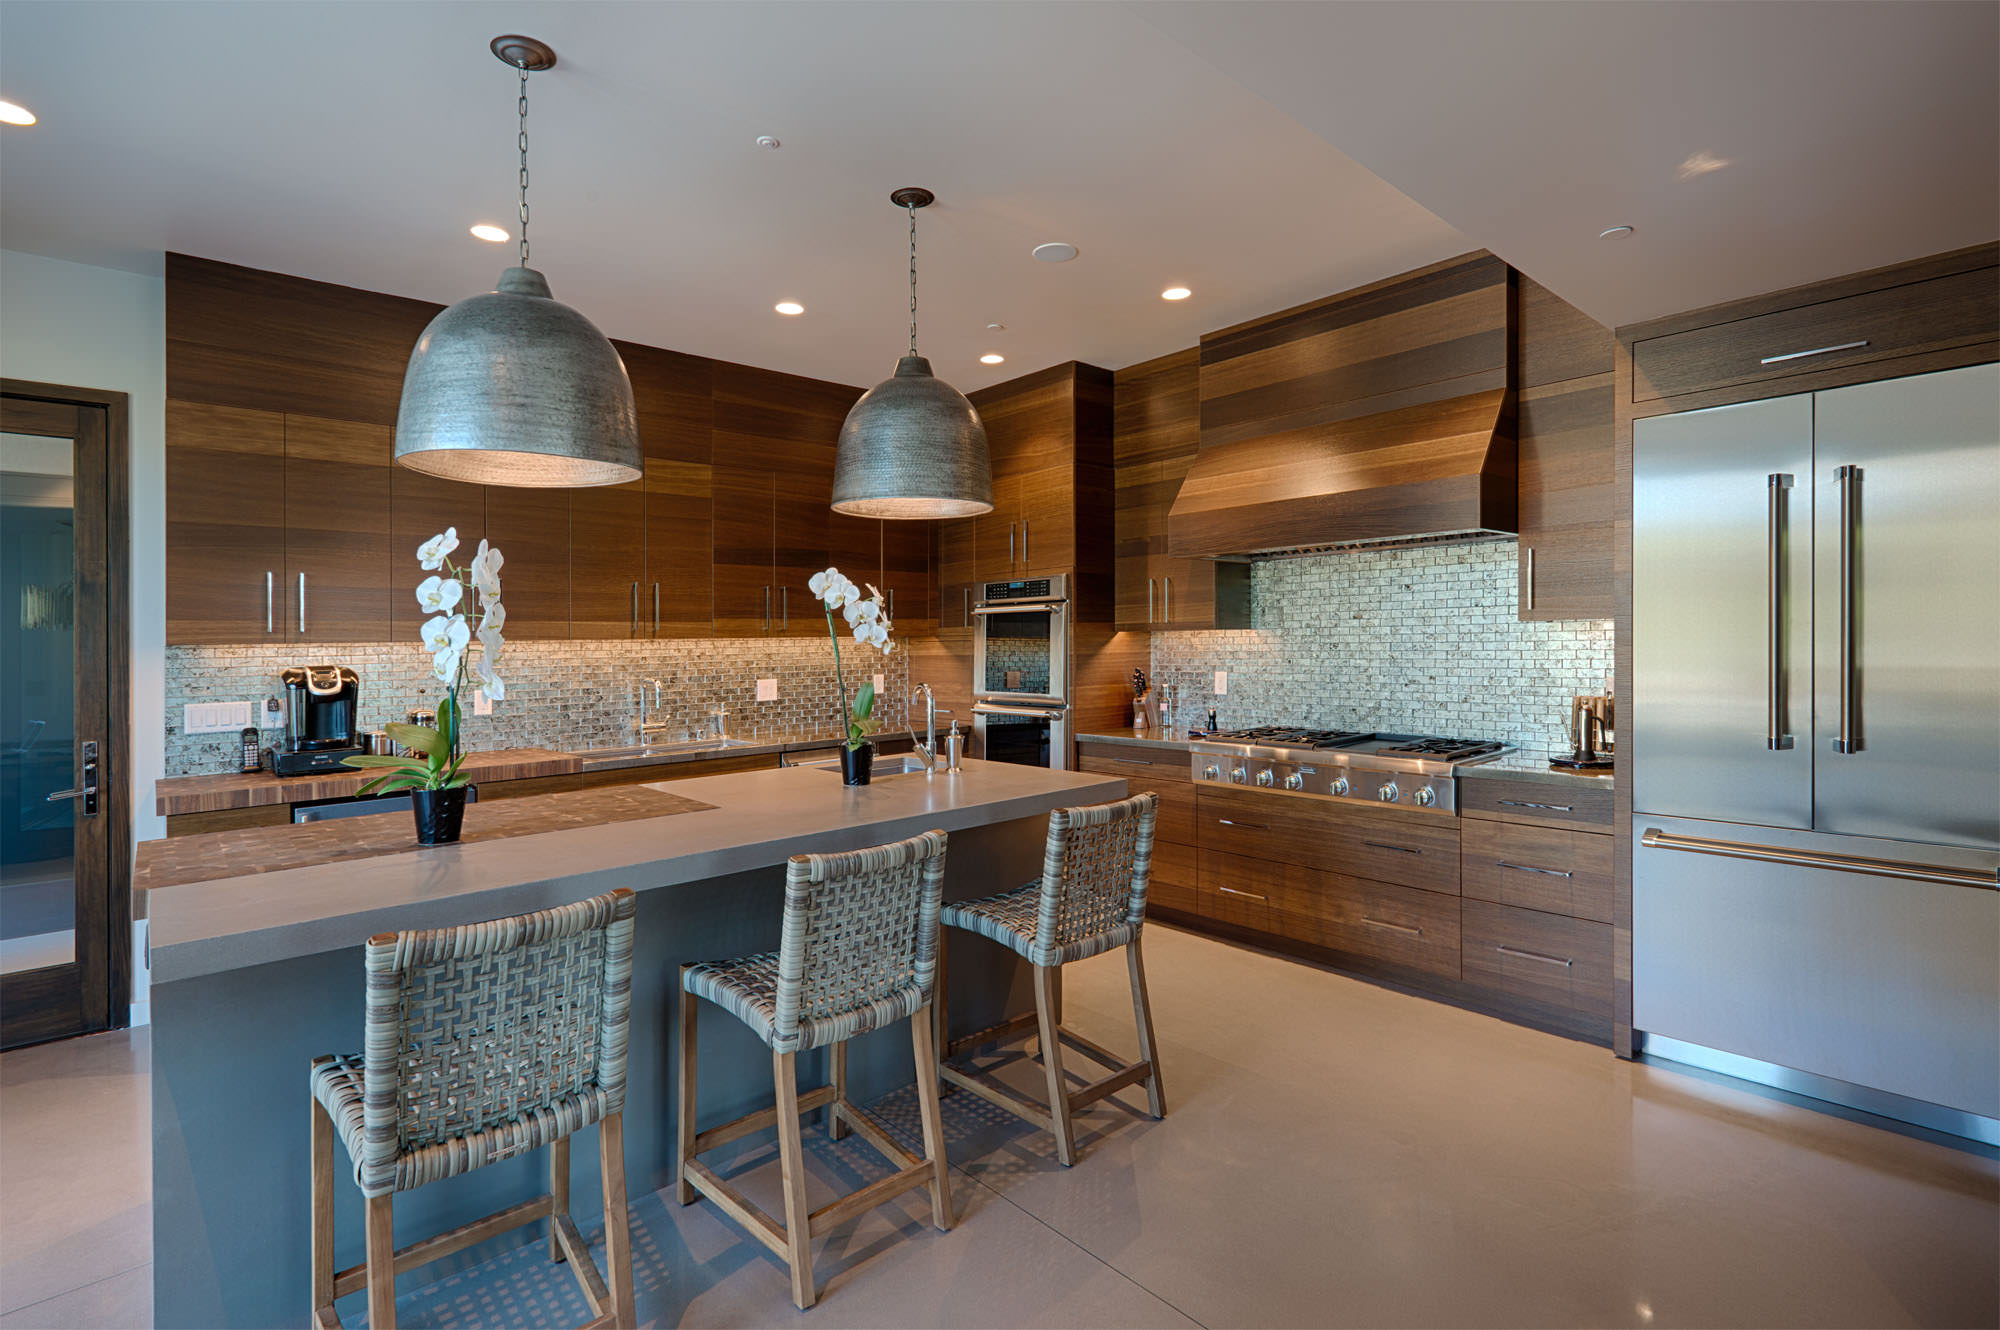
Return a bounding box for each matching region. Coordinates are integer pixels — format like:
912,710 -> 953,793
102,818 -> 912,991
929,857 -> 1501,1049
362,888 -> 637,1171
772,829 -> 950,1046
1036,791 -> 1159,954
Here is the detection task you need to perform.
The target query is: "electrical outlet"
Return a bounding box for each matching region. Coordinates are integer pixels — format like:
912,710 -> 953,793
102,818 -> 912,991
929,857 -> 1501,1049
873,673 -> 884,694
259,697 -> 285,730
472,689 -> 493,716
1213,671 -> 1228,695
756,678 -> 778,702
183,701 -> 255,734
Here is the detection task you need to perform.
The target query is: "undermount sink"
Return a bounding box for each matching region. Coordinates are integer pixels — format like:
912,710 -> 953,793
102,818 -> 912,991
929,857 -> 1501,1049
788,753 -> 934,777
580,738 -> 761,760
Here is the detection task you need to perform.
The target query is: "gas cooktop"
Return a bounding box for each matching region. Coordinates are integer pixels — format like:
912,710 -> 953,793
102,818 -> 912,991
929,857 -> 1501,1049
1186,727 -> 1510,813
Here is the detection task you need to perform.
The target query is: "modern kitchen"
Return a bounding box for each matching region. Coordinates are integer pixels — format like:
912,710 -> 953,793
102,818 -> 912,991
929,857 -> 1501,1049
1,4 -> 1995,1329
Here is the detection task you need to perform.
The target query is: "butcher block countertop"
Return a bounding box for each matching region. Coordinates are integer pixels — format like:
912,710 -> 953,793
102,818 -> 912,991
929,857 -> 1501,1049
154,747 -> 580,816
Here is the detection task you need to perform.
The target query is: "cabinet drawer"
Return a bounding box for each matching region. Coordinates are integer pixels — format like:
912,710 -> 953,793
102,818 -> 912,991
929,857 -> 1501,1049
1079,770 -> 1197,845
1320,875 -> 1461,982
1632,265 -> 1998,403
1460,900 -> 1610,1016
1461,819 -> 1612,923
1197,787 -> 1459,893
1147,839 -> 1199,916
1331,803 -> 1462,896
1459,776 -> 1613,832
1194,848 -> 1275,932
1077,744 -> 1191,784
1200,849 -> 1323,942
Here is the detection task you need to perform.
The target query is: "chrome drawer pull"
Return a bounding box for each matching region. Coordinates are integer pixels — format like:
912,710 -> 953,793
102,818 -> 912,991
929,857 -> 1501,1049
1499,799 -> 1572,812
1496,861 -> 1573,879
1361,916 -> 1422,937
1640,828 -> 1998,889
1759,339 -> 1868,365
1496,944 -> 1572,968
1217,818 -> 1268,830
1111,756 -> 1156,766
1363,840 -> 1420,855
1216,886 -> 1267,901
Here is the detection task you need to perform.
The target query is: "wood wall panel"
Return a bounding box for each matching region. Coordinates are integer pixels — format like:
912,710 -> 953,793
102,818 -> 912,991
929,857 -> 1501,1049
1515,272 -> 1616,620
282,416 -> 393,642
164,401 -> 287,644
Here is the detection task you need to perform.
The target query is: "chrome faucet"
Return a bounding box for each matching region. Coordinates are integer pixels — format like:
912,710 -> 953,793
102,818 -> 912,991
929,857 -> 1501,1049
907,683 -> 953,772
637,677 -> 669,738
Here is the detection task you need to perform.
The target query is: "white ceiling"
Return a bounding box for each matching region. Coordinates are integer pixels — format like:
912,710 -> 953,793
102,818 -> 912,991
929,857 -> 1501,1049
1142,0 -> 2000,329
0,1 -> 1468,389
2,3 -> 1992,391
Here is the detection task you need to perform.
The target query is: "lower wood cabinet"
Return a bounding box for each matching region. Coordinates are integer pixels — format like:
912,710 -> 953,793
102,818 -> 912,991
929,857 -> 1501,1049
1461,817 -> 1612,923
1196,848 -> 1461,981
1197,786 -> 1461,895
1460,900 -> 1611,1016
1458,775 -> 1614,833
1148,840 -> 1199,916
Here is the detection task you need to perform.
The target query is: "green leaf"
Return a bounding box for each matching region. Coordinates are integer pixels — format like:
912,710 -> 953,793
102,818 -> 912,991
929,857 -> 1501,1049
357,771 -> 430,797
852,680 -> 875,722
341,754 -> 429,772
437,694 -> 457,752
385,722 -> 442,756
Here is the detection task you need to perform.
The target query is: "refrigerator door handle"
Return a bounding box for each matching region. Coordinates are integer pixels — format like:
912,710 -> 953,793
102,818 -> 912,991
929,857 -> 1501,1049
1640,828 -> 1997,890
1767,473 -> 1795,750
1834,465 -> 1862,753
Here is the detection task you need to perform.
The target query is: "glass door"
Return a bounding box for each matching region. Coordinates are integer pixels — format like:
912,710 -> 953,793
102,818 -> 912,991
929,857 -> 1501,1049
1,390 -> 125,1048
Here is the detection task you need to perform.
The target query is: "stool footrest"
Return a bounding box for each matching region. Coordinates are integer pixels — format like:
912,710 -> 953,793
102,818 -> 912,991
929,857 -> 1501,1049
693,1083 -> 839,1156
946,1009 -> 1040,1059
1057,1026 -> 1131,1072
808,1160 -> 937,1232
833,1101 -> 924,1172
1071,1060 -> 1155,1112
938,1060 -> 1055,1131
330,1194 -> 553,1298
552,1213 -> 610,1318
685,1160 -> 790,1258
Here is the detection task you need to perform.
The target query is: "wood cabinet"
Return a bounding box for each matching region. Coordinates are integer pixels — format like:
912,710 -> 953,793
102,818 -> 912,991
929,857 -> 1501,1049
165,401 -> 288,644
936,518 -> 977,629
1515,275 -> 1615,621
644,461 -> 713,637
1461,817 -> 1612,923
483,488 -> 569,639
1459,774 -> 1614,833
1460,901 -> 1611,1016
712,466 -> 779,637
1197,785 -> 1461,896
880,520 -> 934,633
1076,740 -> 1196,918
389,467 -> 483,642
965,364 -> 1111,583
569,480 -> 646,639
281,416 -> 393,643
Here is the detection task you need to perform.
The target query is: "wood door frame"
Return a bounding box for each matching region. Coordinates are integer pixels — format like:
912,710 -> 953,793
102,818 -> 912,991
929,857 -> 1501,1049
2,377 -> 133,1041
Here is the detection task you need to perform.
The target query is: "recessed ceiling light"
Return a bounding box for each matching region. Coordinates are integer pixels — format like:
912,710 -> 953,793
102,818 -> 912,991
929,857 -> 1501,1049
986,322 -> 1006,332
1676,151 -> 1731,180
0,100 -> 36,126
1161,286 -> 1192,301
756,135 -> 781,150
774,300 -> 805,316
469,223 -> 509,243
980,353 -> 1005,365
1599,225 -> 1635,240
1032,242 -> 1078,263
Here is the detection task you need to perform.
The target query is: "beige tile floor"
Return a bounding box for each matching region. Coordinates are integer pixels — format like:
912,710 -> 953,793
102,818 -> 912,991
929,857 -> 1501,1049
2,924 -> 1995,1328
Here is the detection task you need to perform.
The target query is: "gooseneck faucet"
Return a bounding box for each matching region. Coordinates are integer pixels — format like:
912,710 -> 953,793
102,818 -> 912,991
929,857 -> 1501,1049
907,683 -> 953,772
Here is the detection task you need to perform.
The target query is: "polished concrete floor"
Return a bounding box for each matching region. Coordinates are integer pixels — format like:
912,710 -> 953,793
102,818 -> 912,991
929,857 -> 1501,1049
2,923 -> 1995,1328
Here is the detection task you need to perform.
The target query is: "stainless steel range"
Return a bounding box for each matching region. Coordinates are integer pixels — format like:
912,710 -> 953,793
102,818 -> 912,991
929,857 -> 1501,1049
1187,726 -> 1508,814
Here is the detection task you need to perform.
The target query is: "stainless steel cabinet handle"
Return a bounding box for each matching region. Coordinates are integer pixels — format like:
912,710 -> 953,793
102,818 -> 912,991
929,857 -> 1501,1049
1497,944 -> 1572,968
1766,473 -> 1795,750
1021,520 -> 1029,564
1834,464 -> 1861,754
265,571 -> 274,634
1009,523 -> 1016,566
1497,861 -> 1573,879
1147,577 -> 1155,623
653,583 -> 660,634
1640,827 -> 1998,889
1216,885 -> 1267,901
1760,339 -> 1868,366
1216,818 -> 1269,830
763,586 -> 771,631
298,573 -> 306,634
1163,575 -> 1172,623
1108,756 -> 1156,767
962,587 -> 969,625
1525,545 -> 1534,612
1363,840 -> 1421,855
888,587 -> 894,617
631,581 -> 640,633
1361,916 -> 1422,936
47,740 -> 98,817
781,586 -> 789,629
1499,799 -> 1572,812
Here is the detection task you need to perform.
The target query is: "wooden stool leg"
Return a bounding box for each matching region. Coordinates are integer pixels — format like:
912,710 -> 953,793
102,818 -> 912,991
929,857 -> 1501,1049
364,1192 -> 396,1330
599,1112 -> 636,1330
933,928 -> 953,1097
549,1137 -> 570,1261
1127,937 -> 1167,1118
675,980 -> 698,1205
1033,964 -> 1077,1166
828,1040 -> 850,1140
310,1098 -> 334,1320
772,1050 -> 817,1309
910,1006 -> 954,1231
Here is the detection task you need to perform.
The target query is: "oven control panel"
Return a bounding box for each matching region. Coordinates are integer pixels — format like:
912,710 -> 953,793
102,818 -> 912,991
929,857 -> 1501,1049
1186,747 -> 1457,815
979,573 -> 1067,602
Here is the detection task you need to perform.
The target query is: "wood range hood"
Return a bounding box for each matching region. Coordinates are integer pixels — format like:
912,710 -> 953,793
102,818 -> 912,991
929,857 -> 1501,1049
1166,386 -> 1518,560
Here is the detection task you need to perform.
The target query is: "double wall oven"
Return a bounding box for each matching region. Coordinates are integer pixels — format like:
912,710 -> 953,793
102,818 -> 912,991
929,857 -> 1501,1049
971,574 -> 1071,769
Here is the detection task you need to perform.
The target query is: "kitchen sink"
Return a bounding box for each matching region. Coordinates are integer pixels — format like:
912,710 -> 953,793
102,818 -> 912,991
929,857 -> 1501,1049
787,753 -> 934,777
579,738 -> 762,760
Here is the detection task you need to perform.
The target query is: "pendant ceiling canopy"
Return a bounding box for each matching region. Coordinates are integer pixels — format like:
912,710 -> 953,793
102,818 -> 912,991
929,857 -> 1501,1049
394,36 -> 641,489
832,188 -> 993,519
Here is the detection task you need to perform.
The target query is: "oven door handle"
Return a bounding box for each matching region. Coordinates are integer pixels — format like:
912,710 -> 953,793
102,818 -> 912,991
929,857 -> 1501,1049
970,601 -> 1066,616
971,702 -> 1070,718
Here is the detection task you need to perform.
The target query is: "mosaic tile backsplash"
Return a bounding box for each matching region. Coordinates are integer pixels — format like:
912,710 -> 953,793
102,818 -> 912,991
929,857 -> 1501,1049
165,637 -> 909,777
1149,543 -> 1613,752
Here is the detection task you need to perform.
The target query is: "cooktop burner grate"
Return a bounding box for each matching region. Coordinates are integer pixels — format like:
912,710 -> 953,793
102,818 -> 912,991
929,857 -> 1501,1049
1374,736 -> 1506,760
1207,726 -> 1375,749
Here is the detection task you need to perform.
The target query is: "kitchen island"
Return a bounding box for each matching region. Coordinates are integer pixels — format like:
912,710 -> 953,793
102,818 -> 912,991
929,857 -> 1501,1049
141,759 -> 1123,1329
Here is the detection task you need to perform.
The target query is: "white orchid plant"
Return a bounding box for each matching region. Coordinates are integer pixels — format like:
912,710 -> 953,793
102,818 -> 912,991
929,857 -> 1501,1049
808,566 -> 894,752
341,527 -> 505,795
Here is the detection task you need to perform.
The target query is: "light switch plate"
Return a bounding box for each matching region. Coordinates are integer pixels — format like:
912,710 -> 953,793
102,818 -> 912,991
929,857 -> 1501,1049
756,678 -> 778,702
472,689 -> 493,716
873,673 -> 885,694
1213,671 -> 1228,695
183,700 -> 255,734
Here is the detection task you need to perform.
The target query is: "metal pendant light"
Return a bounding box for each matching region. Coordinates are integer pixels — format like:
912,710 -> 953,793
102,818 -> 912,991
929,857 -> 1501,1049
395,35 -> 641,488
832,188 -> 993,519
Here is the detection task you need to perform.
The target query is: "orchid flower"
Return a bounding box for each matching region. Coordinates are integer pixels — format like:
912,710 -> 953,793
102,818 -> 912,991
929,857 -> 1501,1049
471,652 -> 506,701
415,575 -> 463,615
477,622 -> 504,664
420,613 -> 469,657
470,540 -> 504,603
416,527 -> 459,571
809,567 -> 860,609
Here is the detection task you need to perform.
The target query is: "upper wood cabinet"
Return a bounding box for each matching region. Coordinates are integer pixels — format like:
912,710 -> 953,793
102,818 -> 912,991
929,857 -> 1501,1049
165,401 -> 288,644
484,488 -> 570,640
963,364 -> 1114,606
282,416 -> 393,643
389,468 -> 483,642
1515,274 -> 1616,622
645,461 -> 713,638
711,466 -> 778,637
569,480 -> 647,639
936,518 -> 976,630
881,519 -> 935,633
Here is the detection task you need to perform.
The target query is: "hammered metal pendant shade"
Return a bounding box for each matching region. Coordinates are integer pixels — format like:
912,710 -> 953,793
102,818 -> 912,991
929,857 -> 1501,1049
832,356 -> 994,518
395,266 -> 642,487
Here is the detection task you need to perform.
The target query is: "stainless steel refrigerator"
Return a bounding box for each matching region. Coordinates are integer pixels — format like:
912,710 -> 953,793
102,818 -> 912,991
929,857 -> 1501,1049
1632,362 -> 2000,1141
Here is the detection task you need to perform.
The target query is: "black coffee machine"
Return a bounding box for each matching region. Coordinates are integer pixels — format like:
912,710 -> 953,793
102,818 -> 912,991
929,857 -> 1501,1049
268,665 -> 364,776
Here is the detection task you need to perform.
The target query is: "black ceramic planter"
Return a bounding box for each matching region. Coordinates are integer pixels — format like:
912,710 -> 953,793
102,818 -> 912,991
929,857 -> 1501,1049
840,743 -> 874,787
412,786 -> 472,845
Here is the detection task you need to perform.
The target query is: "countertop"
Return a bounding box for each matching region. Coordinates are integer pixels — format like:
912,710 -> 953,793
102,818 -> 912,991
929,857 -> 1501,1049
1077,731 -> 1615,789
1076,729 -> 1202,754
142,758 -> 1123,984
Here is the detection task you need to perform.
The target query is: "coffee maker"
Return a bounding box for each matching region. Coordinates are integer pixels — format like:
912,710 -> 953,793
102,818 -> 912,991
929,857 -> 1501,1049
268,665 -> 364,776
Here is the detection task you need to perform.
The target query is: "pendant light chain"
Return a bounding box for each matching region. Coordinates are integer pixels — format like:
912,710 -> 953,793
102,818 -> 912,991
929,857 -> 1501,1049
516,65 -> 531,266
907,201 -> 919,356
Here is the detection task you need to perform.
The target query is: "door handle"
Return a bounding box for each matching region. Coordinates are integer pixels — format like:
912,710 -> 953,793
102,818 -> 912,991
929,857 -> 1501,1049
1147,577 -> 1155,623
888,587 -> 894,617
763,586 -> 771,632
1163,575 -> 1171,623
265,571 -> 274,634
298,572 -> 306,634
1009,523 -> 1016,566
1525,545 -> 1534,612
631,581 -> 640,634
1021,520 -> 1028,564
1766,473 -> 1795,750
1499,799 -> 1571,812
781,585 -> 789,630
1760,340 -> 1869,366
1216,885 -> 1267,901
1833,465 -> 1861,754
1363,840 -> 1422,855
1216,817 -> 1268,830
962,587 -> 969,625
653,582 -> 660,634
46,740 -> 98,817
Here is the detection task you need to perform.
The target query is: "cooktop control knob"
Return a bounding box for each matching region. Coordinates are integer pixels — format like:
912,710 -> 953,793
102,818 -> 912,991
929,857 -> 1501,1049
1254,768 -> 1275,787
1414,785 -> 1437,807
1229,766 -> 1248,784
1331,776 -> 1350,797
1283,771 -> 1305,791
1377,781 -> 1400,802
1203,764 -> 1220,781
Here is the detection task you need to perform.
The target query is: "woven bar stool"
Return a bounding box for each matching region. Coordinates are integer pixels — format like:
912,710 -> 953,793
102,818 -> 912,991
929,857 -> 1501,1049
935,791 -> 1164,1167
676,829 -> 953,1310
308,888 -> 638,1330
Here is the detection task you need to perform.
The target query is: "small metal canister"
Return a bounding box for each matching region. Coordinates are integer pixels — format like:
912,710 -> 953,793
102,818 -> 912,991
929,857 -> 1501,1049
365,730 -> 390,756
944,720 -> 964,773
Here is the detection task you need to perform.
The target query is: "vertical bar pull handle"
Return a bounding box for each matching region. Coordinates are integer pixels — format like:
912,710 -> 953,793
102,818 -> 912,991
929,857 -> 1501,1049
1525,546 -> 1535,612
266,571 -> 274,634
781,585 -> 788,630
1009,523 -> 1016,567
631,581 -> 640,633
298,572 -> 306,634
1021,520 -> 1029,565
653,583 -> 660,634
1147,577 -> 1155,623
1766,473 -> 1794,750
1834,465 -> 1861,753
763,586 -> 771,632
1164,575 -> 1172,623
